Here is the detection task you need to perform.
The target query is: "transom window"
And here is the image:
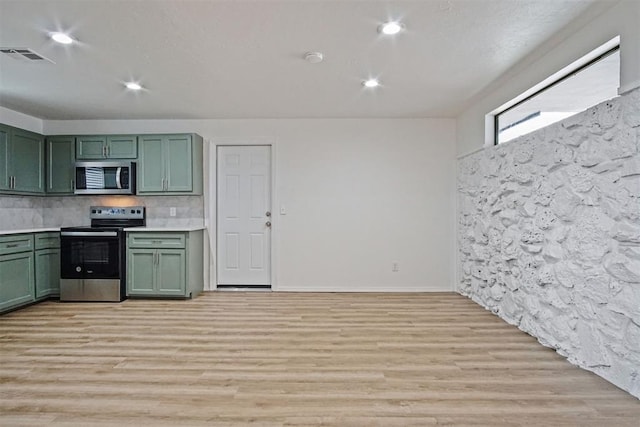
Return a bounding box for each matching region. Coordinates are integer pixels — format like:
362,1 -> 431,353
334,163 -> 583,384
494,40 -> 620,145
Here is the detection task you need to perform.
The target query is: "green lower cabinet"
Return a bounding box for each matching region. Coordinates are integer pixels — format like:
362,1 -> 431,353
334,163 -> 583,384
127,231 -> 202,298
128,249 -> 158,295
0,251 -> 35,312
128,248 -> 186,297
35,248 -> 60,299
156,250 -> 186,295
1,232 -> 60,313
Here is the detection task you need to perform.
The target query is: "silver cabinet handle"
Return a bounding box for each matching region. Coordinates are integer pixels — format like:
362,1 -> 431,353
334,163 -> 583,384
266,221 -> 271,227
61,231 -> 118,237
266,211 -> 271,217
115,167 -> 122,189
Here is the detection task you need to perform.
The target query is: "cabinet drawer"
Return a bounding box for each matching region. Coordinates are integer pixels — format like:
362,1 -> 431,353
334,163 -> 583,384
0,234 -> 34,255
127,233 -> 186,249
35,232 -> 60,250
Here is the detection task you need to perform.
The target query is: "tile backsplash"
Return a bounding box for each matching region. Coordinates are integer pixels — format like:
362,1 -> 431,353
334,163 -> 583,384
0,195 -> 44,230
0,194 -> 204,230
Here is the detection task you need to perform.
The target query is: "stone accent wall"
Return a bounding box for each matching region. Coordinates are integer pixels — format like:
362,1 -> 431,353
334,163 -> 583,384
457,88 -> 640,398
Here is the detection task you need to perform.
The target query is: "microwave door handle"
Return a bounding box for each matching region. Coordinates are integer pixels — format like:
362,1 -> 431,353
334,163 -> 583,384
116,167 -> 122,189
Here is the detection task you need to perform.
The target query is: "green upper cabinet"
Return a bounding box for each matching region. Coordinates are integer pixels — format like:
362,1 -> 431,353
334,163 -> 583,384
76,135 -> 137,159
107,135 -> 137,158
11,128 -> 45,193
138,135 -> 164,192
0,126 -> 45,194
138,134 -> 202,195
46,136 -> 75,194
0,124 -> 10,191
75,135 -> 106,159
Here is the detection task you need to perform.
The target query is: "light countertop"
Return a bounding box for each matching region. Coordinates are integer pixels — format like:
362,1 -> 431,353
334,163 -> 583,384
0,228 -> 60,236
124,226 -> 206,232
0,226 -> 206,235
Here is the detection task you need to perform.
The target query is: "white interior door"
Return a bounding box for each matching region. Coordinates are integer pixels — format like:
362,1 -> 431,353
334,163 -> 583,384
217,145 -> 271,286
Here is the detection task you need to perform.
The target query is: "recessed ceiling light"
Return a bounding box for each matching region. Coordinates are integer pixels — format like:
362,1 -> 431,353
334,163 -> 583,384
125,82 -> 142,90
378,21 -> 403,35
362,79 -> 380,88
51,32 -> 74,44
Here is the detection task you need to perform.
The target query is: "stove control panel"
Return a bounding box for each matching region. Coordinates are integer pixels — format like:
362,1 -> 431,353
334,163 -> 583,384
90,206 -> 145,220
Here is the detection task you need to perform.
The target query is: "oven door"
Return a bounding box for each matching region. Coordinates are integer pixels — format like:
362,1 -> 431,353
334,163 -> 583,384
60,231 -> 122,279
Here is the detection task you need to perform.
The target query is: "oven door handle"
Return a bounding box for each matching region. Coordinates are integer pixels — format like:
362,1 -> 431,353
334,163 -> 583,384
61,231 -> 119,237
116,167 -> 122,189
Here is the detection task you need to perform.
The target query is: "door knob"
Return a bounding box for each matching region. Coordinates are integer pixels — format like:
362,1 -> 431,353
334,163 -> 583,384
266,221 -> 271,227
265,211 -> 271,217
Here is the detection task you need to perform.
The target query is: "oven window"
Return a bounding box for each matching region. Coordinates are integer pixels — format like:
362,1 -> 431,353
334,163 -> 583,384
61,237 -> 121,278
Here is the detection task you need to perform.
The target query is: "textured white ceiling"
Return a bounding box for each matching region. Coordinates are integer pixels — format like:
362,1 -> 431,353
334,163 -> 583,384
0,0 -> 604,120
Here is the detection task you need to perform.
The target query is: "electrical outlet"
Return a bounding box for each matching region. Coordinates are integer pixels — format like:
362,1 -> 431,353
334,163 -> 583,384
169,207 -> 177,217
392,262 -> 399,272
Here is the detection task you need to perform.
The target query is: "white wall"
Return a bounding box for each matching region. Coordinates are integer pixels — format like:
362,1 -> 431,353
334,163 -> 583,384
456,0 -> 640,156
44,118 -> 457,292
0,106 -> 43,134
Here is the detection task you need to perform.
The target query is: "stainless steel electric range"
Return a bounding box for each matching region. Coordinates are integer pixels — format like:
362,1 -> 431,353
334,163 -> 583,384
59,206 -> 145,302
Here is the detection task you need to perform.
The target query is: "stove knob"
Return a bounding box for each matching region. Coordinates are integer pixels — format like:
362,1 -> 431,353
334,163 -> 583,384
75,266 -> 82,273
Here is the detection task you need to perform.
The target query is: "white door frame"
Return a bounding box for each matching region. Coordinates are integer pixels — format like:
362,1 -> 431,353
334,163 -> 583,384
210,137 -> 278,290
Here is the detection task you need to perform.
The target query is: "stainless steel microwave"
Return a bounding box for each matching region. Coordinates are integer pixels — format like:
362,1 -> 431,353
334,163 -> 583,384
75,161 -> 136,195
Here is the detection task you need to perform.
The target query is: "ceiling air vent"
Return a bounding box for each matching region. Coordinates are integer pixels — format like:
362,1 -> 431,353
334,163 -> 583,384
0,48 -> 55,64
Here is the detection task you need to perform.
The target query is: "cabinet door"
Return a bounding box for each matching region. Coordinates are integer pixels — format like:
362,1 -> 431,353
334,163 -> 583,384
46,136 -> 75,194
165,135 -> 193,192
76,136 -> 107,159
138,135 -> 165,192
35,248 -> 60,299
156,250 -> 186,296
0,124 -> 10,190
128,249 -> 156,295
10,128 -> 45,193
0,251 -> 35,311
107,135 -> 137,159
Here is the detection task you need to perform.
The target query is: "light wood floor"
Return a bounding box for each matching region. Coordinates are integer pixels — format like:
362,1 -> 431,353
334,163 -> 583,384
1,292 -> 639,426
